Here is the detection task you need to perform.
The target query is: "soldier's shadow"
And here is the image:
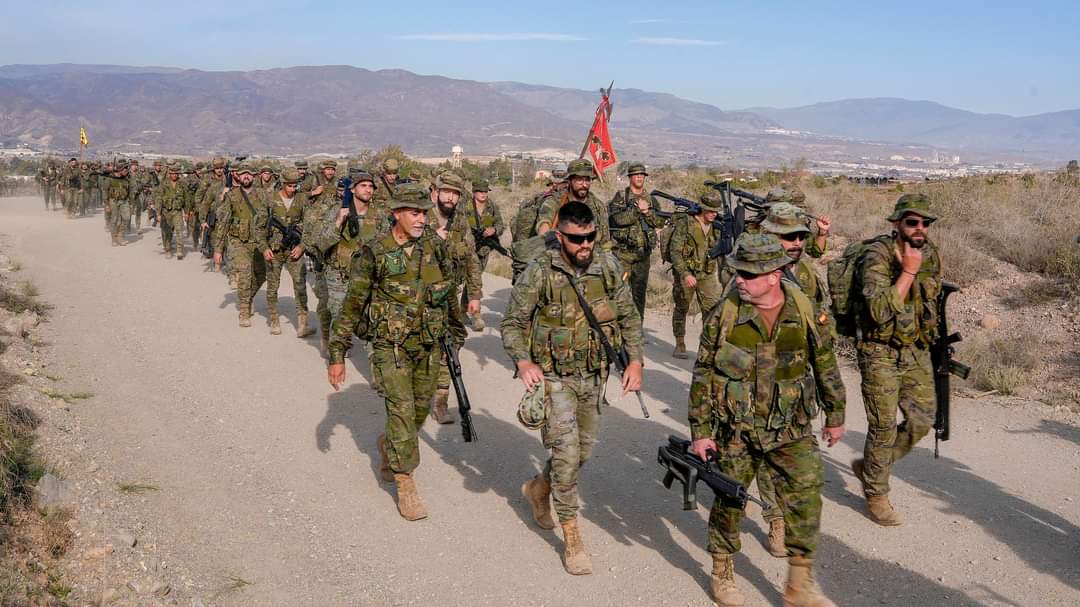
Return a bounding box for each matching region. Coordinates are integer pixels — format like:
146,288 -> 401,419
315,380 -> 395,499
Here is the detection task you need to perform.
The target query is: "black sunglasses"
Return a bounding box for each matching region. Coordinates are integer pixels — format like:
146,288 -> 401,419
779,232 -> 808,242
560,230 -> 597,245
902,217 -> 933,228
736,270 -> 761,280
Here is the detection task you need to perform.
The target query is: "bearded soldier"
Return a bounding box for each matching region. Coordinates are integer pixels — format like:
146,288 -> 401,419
689,233 -> 845,607
213,164 -> 271,327
370,157 -> 401,220
327,182 -> 466,521
607,162 -> 666,319
502,201 -> 643,576
534,158 -> 611,250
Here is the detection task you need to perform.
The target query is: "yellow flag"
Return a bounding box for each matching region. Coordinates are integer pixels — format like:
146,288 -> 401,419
79,127 -> 89,146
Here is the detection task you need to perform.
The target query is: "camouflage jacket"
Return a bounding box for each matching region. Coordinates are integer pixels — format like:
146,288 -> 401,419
501,248 -> 643,376
370,175 -> 397,216
535,189 -> 612,251
300,189 -> 341,269
156,178 -> 193,213
107,175 -> 133,203
428,208 -> 483,300
213,187 -> 270,254
327,230 -> 466,364
608,187 -> 667,263
60,166 -> 81,189
462,197 -> 506,257
858,234 -> 943,347
197,175 -> 227,223
310,201 -> 384,274
267,191 -> 307,252
688,281 -> 846,448
670,214 -> 720,278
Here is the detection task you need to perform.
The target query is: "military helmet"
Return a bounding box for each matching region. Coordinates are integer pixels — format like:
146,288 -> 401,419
390,182 -> 433,211
551,168 -> 568,181
318,159 -> 338,170
166,162 -> 181,173
211,156 -> 226,169
234,163 -> 255,176
280,168 -> 301,184
765,186 -> 807,206
725,232 -> 791,275
435,172 -> 465,193
761,202 -> 811,235
194,161 -> 206,171
472,178 -> 490,192
259,165 -> 272,174
382,158 -> 400,174
115,159 -> 129,169
517,382 -> 546,430
626,162 -> 648,177
566,158 -> 596,179
349,169 -> 375,185
294,159 -> 309,169
699,191 -> 725,210
888,193 -> 938,222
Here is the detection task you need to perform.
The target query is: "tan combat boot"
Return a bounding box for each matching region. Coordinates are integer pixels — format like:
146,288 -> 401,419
710,553 -> 746,606
111,234 -> 119,247
520,474 -> 556,530
672,338 -> 689,359
269,305 -> 281,335
783,556 -> 836,607
296,310 -> 312,338
866,495 -> 903,526
430,389 -> 454,425
470,312 -> 485,332
238,304 -> 252,328
767,518 -> 787,557
393,473 -> 428,521
560,519 -> 592,575
375,434 -> 394,483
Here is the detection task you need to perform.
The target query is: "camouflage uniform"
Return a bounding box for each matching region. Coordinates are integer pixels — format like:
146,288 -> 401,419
304,160 -> 342,344
534,159 -> 611,251
157,165 -> 193,258
764,187 -> 827,258
265,169 -> 309,335
856,196 -> 942,500
501,247 -> 643,523
213,166 -> 271,325
60,161 -> 81,217
107,164 -> 134,246
196,160 -> 228,256
78,164 -> 92,216
462,179 -> 505,277
689,233 -> 845,606
40,165 -> 57,210
370,158 -> 401,221
294,159 -> 317,194
670,192 -> 725,347
328,183 -> 466,477
607,163 -> 666,318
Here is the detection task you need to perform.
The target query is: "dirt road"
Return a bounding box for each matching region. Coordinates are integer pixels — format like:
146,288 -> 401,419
2,197 -> 1078,606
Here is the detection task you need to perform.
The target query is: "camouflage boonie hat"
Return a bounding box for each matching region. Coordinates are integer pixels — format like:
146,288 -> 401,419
761,202 -> 811,235
115,159 -> 129,168
725,233 -> 791,275
294,159 -> 309,169
194,161 -> 206,171
472,178 -> 490,192
566,158 -> 596,179
234,163 -> 255,176
349,169 -> 375,184
318,159 -> 338,170
390,183 -> 433,211
166,162 -> 181,173
888,193 -> 938,222
382,158 -> 400,174
765,186 -> 807,206
211,156 -> 226,169
259,165 -> 272,174
626,162 -> 648,176
551,168 -> 568,181
435,172 -> 465,193
699,191 -> 725,210
280,168 -> 301,184
517,382 -> 547,430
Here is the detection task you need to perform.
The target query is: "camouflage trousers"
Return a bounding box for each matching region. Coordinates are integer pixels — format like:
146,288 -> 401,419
375,339 -> 440,474
110,201 -> 131,240
132,195 -> 144,230
62,190 -> 78,216
325,267 -> 350,321
160,210 -> 186,256
540,372 -> 605,522
229,238 -> 267,311
462,251 -> 492,303
266,251 -> 308,315
43,185 -> 55,209
857,342 -> 935,496
616,253 -> 651,321
308,265 -> 332,338
709,431 -> 823,558
671,272 -> 722,340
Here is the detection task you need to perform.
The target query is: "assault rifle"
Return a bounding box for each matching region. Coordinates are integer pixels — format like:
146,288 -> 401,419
440,334 -> 478,442
704,180 -> 818,223
931,281 -> 971,458
201,208 -> 216,259
268,215 -> 303,251
337,177 -> 361,238
657,436 -> 770,511
651,189 -> 740,259
470,199 -> 510,258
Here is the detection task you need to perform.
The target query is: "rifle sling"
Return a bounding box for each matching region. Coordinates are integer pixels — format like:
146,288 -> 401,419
550,264 -> 622,375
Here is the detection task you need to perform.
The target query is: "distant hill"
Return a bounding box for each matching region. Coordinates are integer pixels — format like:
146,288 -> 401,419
746,98 -> 1080,156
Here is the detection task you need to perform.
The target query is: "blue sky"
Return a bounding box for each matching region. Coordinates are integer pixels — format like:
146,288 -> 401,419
6,0 -> 1079,116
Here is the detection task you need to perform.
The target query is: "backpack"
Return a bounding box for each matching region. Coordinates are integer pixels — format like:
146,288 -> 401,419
659,211 -> 689,264
826,235 -> 890,337
511,193 -> 546,243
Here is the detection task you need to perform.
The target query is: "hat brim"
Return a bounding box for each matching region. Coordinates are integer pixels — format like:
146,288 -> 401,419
724,255 -> 791,275
761,220 -> 811,236
627,170 -> 648,177
390,200 -> 434,211
888,209 -> 938,222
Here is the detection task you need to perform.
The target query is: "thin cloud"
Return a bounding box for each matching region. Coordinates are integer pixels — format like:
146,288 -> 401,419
393,33 -> 587,42
633,37 -> 724,46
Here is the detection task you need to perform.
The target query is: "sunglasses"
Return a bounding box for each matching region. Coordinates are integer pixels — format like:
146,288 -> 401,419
736,270 -> 761,280
902,217 -> 933,228
559,230 -> 597,245
779,232 -> 808,242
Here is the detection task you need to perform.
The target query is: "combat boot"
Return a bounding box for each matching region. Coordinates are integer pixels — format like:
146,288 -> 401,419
111,234 -> 119,247
672,337 -> 689,359
375,434 -> 394,483
430,389 -> 454,425
393,473 -> 428,521
269,305 -> 281,335
783,556 -> 836,607
710,553 -> 746,607
238,304 -> 252,328
559,519 -> 592,575
866,495 -> 903,526
520,474 -> 556,530
470,312 -> 485,332
296,311 -> 313,338
228,274 -> 237,290
767,518 -> 787,557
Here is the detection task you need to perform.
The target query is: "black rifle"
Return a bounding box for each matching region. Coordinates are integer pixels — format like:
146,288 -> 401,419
552,266 -> 649,418
931,281 -> 971,458
704,181 -> 818,223
268,215 -> 303,251
469,199 -> 510,258
652,190 -> 739,259
658,435 -> 770,511
440,334 -> 478,442
338,177 -> 360,238
201,208 -> 216,259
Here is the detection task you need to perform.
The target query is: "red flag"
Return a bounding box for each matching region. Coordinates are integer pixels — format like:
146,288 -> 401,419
586,96 -> 617,179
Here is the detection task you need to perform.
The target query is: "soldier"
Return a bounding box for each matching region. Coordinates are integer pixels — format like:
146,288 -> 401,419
764,187 -> 832,259
41,162 -> 58,210
262,168 -> 310,336
461,178 -> 504,330
257,165 -> 277,193
851,194 -> 943,526
607,162 -> 666,319
128,160 -> 146,231
78,162 -> 92,216
304,159 -> 342,348
688,233 -> 845,607
502,201 -> 643,575
197,157 -> 229,258
534,158 -> 610,250
59,158 -> 81,218
669,191 -> 725,359
213,164 -> 271,327
156,164 -> 193,259
295,159 -> 316,194
106,161 -> 134,246
370,157 -> 401,218
327,182 -> 466,521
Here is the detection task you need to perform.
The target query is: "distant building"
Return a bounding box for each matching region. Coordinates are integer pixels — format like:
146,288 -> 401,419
450,145 -> 463,168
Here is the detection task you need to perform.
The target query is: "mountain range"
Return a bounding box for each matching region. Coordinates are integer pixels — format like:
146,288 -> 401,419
0,63 -> 1075,163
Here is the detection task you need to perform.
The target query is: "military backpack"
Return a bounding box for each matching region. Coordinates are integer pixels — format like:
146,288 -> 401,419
826,235 -> 891,338
658,211 -> 689,264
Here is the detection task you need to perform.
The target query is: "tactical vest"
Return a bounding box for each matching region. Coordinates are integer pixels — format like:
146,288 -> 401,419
679,218 -> 720,275
529,252 -> 624,376
428,210 -> 473,287
158,180 -> 188,212
108,178 -> 130,202
366,233 -> 454,347
329,213 -> 380,273
858,238 -> 941,347
224,189 -> 258,241
609,188 -> 657,255
707,283 -> 821,434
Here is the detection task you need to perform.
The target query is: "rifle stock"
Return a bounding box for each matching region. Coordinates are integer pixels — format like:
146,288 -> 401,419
657,436 -> 769,511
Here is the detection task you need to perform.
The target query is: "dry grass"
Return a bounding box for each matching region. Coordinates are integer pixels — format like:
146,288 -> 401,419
960,333 -> 1043,396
